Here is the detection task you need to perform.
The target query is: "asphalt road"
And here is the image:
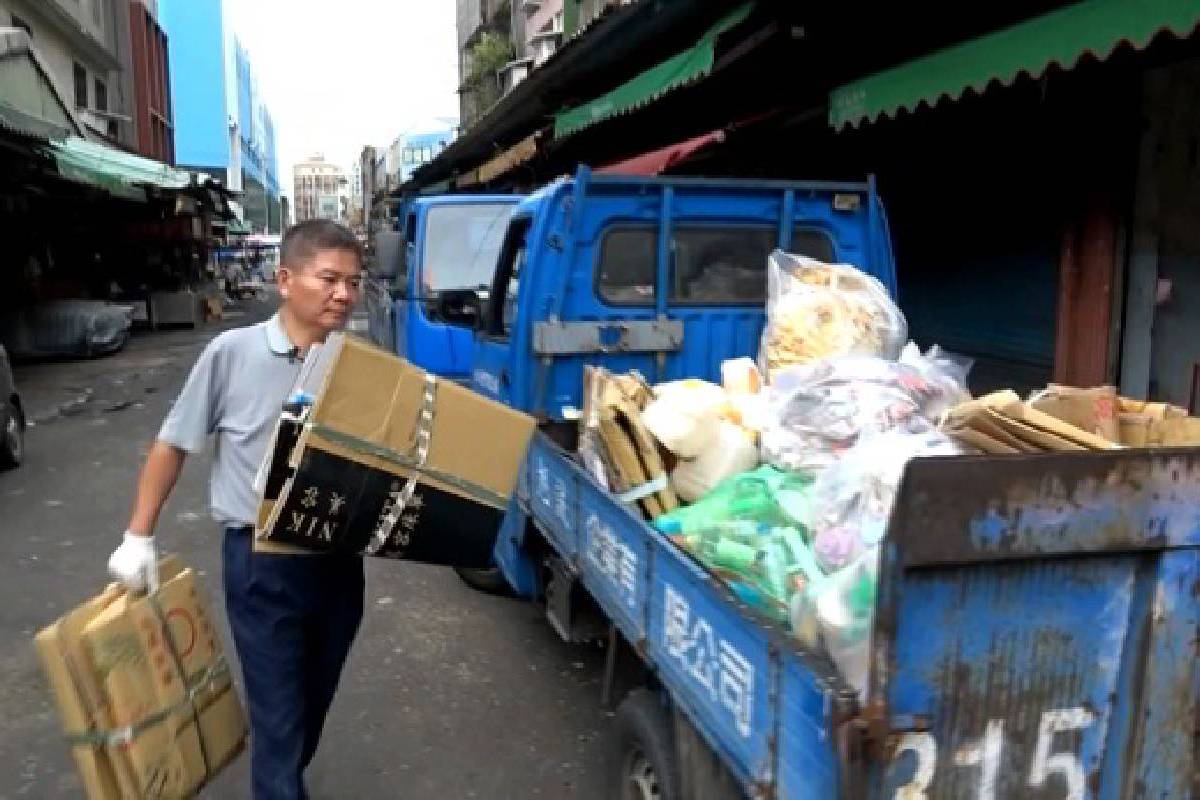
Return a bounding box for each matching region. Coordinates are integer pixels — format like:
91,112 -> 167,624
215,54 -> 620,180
0,297 -> 611,799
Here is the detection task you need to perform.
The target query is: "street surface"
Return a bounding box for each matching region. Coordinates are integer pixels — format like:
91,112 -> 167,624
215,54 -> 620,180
0,297 -> 610,799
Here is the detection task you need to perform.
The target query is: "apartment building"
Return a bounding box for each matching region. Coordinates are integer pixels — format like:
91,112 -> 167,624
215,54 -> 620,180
1,0 -> 173,160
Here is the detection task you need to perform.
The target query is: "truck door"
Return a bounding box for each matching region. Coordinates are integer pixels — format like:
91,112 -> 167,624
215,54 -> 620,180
404,201 -> 512,379
473,215 -> 531,405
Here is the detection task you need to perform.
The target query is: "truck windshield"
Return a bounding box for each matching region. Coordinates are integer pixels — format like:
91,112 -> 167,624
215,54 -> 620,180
420,203 -> 512,294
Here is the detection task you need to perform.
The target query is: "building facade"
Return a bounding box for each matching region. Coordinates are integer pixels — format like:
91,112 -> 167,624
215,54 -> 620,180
158,0 -> 280,233
456,0 -> 511,128
293,155 -> 347,224
389,119 -> 457,187
1,0 -> 173,159
121,0 -> 172,162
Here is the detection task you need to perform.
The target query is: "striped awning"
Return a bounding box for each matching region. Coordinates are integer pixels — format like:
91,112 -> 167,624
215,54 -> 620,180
830,0 -> 1200,129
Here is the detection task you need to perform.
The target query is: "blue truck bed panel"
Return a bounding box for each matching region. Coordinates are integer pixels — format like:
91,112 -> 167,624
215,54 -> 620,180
877,450 -> 1200,799
578,477 -> 651,640
511,433 -> 1200,798
777,654 -> 845,798
646,531 -> 777,787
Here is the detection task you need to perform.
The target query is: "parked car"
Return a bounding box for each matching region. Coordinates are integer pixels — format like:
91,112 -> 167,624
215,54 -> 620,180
0,300 -> 133,359
0,344 -> 24,469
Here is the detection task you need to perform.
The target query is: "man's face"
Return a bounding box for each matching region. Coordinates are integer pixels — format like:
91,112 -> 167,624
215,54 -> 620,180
277,248 -> 362,333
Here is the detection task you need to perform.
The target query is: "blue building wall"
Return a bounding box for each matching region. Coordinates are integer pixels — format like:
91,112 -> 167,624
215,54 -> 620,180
160,0 -> 281,231
234,41 -> 279,197
159,0 -> 229,170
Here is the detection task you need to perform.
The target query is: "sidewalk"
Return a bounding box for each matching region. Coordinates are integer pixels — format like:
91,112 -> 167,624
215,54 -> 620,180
13,297 -> 276,427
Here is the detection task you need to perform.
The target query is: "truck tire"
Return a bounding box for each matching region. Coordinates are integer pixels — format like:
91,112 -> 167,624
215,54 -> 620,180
453,566 -> 513,596
609,689 -> 680,800
0,400 -> 23,469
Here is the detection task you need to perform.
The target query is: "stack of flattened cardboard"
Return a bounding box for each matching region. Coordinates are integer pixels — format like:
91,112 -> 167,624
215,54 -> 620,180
35,558 -> 245,799
580,367 -> 678,519
943,390 -> 1122,454
256,333 -> 536,566
944,384 -> 1200,453
1116,397 -> 1200,447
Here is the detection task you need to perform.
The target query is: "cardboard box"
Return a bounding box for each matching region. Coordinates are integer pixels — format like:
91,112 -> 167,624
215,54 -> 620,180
35,559 -> 246,799
943,390 -> 1121,454
1029,384 -> 1119,442
256,334 -> 536,566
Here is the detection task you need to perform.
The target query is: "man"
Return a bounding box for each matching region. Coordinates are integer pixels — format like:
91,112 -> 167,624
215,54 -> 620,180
108,219 -> 366,800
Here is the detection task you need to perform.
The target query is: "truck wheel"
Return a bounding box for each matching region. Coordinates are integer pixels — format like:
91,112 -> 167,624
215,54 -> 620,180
453,566 -> 513,596
0,401 -> 23,469
609,689 -> 680,800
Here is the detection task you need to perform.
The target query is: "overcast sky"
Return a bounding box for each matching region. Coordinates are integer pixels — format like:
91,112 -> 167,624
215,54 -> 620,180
224,0 -> 460,201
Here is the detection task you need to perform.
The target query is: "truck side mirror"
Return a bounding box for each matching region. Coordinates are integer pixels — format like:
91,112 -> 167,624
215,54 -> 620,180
436,289 -> 483,326
369,231 -> 403,279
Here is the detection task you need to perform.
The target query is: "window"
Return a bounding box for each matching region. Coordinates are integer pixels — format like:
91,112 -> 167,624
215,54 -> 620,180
10,14 -> 31,37
790,227 -> 836,263
597,226 -> 656,305
596,223 -> 837,305
94,78 -> 107,112
421,203 -> 513,294
73,63 -> 88,108
671,226 -> 777,303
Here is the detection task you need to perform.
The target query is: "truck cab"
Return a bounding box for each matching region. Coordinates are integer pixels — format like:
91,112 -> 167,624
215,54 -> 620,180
471,168 -> 895,416
366,194 -> 520,379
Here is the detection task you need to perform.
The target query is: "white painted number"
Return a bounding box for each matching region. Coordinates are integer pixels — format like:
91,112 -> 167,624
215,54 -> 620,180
953,719 -> 1003,800
893,732 -> 936,800
1028,707 -> 1095,800
891,707 -> 1095,799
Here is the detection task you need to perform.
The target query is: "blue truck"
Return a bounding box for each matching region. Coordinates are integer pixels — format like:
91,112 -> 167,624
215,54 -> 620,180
363,194 -> 519,378
453,169 -> 1199,798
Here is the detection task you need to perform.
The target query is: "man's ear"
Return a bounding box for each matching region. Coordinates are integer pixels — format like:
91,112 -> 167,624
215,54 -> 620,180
276,265 -> 290,299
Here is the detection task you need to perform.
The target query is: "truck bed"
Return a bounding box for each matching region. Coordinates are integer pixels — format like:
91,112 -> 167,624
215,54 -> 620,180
507,432 -> 1200,799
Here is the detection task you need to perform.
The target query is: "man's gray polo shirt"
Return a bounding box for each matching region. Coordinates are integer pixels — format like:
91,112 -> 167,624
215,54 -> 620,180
159,313 -> 300,528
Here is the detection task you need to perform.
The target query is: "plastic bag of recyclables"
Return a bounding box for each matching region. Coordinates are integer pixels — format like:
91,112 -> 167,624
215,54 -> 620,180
758,250 -> 907,381
793,425 -> 966,700
760,348 -> 970,475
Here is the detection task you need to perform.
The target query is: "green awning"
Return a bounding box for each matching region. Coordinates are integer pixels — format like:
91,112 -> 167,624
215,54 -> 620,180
830,0 -> 1200,130
46,136 -> 192,201
554,2 -> 752,139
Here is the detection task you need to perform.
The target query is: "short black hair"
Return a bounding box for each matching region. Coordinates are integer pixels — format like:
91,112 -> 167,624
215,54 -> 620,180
280,219 -> 362,270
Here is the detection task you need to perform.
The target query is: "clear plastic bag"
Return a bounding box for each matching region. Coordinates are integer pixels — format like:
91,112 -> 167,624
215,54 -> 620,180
759,251 -> 907,381
898,342 -> 974,421
760,357 -> 942,474
807,428 -> 964,571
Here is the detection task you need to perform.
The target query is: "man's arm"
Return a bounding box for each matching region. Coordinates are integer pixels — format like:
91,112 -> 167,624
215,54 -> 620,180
126,441 -> 187,537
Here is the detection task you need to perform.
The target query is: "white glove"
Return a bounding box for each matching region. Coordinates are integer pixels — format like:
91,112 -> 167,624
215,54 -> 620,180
108,532 -> 159,593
